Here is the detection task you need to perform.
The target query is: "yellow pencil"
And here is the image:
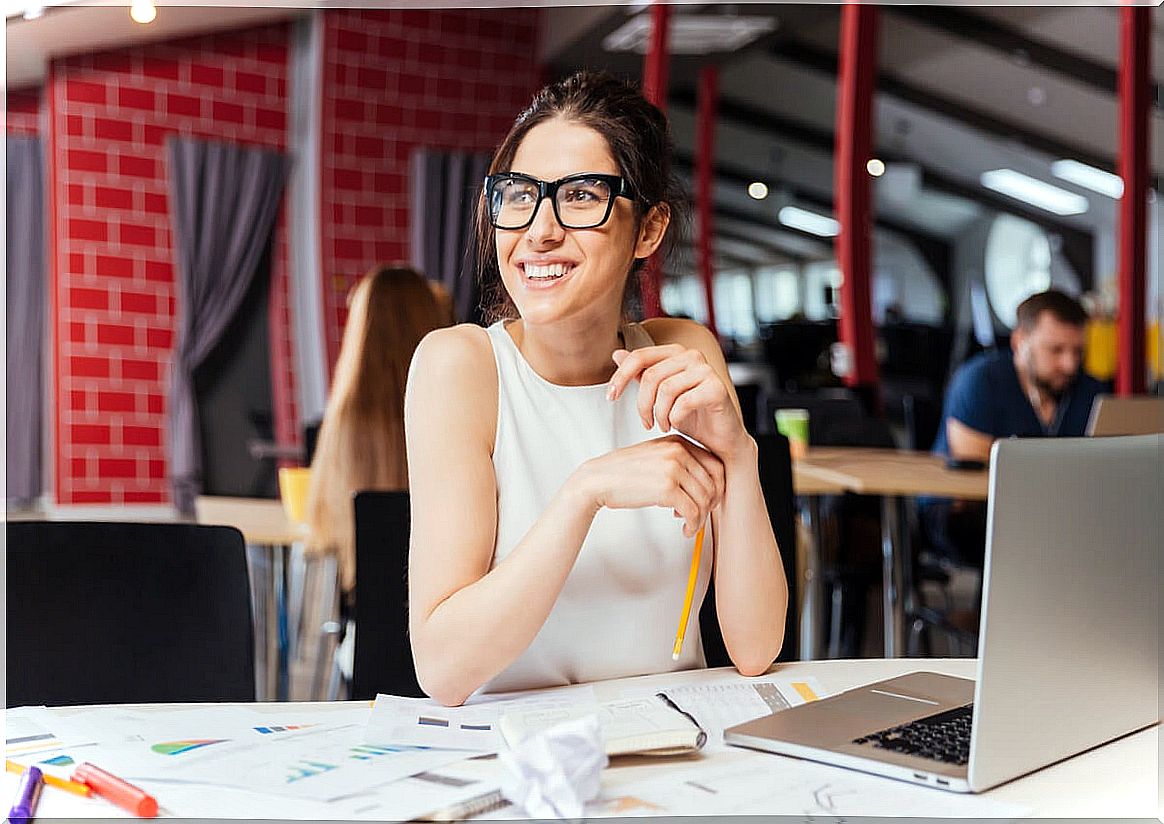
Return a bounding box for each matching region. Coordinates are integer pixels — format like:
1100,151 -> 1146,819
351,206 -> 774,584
6,758 -> 94,797
671,526 -> 705,661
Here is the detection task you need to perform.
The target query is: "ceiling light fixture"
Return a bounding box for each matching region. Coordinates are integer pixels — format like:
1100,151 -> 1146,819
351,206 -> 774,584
130,0 -> 156,24
866,159 -> 885,177
604,14 -> 776,55
980,169 -> 1088,216
1051,159 -> 1124,199
747,182 -> 769,200
778,206 -> 839,237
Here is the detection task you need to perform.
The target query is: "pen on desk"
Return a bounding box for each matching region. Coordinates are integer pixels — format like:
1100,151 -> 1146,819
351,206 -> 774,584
8,764 -> 44,824
6,759 -> 93,798
671,525 -> 705,661
72,763 -> 158,818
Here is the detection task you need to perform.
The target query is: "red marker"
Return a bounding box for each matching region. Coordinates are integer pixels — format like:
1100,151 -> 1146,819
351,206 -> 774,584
72,763 -> 158,818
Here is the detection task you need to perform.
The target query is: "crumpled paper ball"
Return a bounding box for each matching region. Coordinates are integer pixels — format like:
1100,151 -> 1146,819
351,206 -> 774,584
498,714 -> 609,820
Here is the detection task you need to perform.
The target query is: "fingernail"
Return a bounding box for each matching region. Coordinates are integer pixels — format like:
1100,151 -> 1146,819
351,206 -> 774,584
606,385 -> 615,401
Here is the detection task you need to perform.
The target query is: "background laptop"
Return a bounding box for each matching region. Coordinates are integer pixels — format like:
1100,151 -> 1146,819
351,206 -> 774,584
1085,394 -> 1164,437
725,435 -> 1160,793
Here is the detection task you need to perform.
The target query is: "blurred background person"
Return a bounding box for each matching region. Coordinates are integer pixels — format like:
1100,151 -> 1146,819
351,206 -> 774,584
934,288 -> 1102,463
924,288 -> 1102,570
307,264 -> 452,599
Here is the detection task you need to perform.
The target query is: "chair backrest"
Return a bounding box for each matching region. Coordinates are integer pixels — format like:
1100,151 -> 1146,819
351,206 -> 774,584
351,490 -> 424,699
766,392 -> 866,443
902,392 -> 943,451
6,521 -> 254,707
699,432 -> 799,666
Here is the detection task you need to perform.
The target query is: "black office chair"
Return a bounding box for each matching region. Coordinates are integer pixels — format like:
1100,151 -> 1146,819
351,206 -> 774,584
350,490 -> 424,699
812,413 -> 897,658
6,521 -> 255,707
699,432 -> 799,666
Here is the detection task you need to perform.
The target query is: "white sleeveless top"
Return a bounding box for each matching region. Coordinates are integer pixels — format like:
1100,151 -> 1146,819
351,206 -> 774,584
483,320 -> 712,694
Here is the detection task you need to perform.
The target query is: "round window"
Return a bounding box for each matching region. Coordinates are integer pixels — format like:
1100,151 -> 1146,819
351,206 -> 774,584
984,214 -> 1053,329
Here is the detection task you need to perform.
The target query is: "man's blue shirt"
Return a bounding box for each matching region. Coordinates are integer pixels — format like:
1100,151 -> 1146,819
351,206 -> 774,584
932,349 -> 1103,455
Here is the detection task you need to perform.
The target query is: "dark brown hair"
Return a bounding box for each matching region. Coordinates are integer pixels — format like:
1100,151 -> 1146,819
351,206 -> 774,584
1015,289 -> 1088,331
475,70 -> 687,322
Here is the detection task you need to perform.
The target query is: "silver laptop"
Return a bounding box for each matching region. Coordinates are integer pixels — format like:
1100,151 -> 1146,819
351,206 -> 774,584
725,435 -> 1160,793
1086,394 -> 1164,437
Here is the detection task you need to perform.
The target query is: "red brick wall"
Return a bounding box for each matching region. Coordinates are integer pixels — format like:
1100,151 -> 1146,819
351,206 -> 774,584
319,8 -> 541,367
46,24 -> 295,506
7,88 -> 42,135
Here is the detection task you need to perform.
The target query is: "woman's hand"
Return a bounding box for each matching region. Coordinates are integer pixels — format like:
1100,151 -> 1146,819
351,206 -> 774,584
573,435 -> 725,538
607,345 -> 750,464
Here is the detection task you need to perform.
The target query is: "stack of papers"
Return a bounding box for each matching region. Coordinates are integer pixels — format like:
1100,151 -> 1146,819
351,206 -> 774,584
4,704 -> 500,820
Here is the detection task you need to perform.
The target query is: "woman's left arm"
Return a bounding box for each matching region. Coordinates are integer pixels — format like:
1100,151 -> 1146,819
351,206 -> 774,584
608,318 -> 787,675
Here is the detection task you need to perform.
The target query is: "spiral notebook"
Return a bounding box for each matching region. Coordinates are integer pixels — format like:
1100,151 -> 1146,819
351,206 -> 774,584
498,695 -> 707,757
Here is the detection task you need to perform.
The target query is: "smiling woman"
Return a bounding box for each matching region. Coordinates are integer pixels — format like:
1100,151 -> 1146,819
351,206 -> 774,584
404,71 -> 787,707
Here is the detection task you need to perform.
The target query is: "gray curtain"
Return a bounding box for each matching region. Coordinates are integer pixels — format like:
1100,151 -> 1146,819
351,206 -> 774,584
167,138 -> 289,515
6,136 -> 46,505
410,148 -> 490,324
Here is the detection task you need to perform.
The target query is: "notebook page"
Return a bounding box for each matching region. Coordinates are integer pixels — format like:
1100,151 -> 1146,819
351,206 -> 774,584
660,677 -> 825,747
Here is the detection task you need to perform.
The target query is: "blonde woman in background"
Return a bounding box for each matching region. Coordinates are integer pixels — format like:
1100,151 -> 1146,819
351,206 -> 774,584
308,264 -> 453,601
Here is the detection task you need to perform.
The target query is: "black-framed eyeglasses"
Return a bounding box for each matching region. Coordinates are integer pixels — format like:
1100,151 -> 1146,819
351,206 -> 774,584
484,172 -> 636,230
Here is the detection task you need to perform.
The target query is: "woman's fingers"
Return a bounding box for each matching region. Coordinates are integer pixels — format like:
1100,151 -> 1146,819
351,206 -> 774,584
666,478 -> 703,537
675,443 -> 718,514
665,437 -> 723,534
637,359 -> 689,429
653,367 -> 710,432
685,442 -> 727,508
607,345 -> 685,403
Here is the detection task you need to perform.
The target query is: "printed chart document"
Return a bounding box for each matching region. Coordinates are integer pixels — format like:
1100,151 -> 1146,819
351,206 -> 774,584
657,675 -> 825,748
580,755 -> 1031,819
18,703 -> 475,804
606,674 -> 825,751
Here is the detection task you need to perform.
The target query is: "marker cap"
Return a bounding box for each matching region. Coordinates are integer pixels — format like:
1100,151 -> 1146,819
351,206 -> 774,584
73,762 -> 158,818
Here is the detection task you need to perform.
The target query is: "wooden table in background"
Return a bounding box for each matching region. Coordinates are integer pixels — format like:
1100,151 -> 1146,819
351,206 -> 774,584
793,448 -> 989,659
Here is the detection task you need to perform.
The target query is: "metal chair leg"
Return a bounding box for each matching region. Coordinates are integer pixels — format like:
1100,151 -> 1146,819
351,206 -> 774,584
308,555 -> 340,701
828,585 -> 845,659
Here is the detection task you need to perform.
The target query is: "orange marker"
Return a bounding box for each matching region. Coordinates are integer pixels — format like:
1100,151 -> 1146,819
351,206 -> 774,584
6,760 -> 92,798
72,763 -> 157,818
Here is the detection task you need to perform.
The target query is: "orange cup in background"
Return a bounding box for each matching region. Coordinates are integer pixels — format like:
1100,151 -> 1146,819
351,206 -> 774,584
278,467 -> 312,528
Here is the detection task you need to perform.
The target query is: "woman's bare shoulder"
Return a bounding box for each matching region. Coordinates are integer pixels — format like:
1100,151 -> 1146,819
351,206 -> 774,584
407,323 -> 498,447
640,317 -> 718,352
412,323 -> 494,373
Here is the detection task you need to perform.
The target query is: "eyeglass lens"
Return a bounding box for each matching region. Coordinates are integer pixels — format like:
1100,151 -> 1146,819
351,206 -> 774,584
490,177 -> 614,229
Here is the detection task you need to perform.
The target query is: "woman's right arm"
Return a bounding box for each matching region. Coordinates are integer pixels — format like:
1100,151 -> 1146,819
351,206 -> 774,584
406,326 -> 724,706
405,326 -> 603,706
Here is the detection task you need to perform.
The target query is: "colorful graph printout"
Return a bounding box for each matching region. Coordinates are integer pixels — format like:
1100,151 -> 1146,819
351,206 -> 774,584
151,740 -> 228,756
255,724 -> 316,735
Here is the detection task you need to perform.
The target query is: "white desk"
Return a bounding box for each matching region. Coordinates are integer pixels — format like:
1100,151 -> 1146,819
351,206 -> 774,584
5,659 -> 1158,819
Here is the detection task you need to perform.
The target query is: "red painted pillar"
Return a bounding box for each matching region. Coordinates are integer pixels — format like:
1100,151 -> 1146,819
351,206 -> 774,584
640,1 -> 671,319
1117,6 -> 1150,396
833,3 -> 879,391
696,64 -> 719,338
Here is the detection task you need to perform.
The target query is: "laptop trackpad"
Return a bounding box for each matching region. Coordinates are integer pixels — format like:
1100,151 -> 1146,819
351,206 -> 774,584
728,672 -> 974,748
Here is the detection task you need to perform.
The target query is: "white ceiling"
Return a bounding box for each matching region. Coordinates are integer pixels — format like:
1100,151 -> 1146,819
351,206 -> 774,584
7,2 -> 1161,276
6,4 -> 303,87
542,3 -> 1162,269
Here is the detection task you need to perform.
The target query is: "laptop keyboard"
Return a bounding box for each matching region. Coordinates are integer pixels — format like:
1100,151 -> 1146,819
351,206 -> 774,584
852,704 -> 972,766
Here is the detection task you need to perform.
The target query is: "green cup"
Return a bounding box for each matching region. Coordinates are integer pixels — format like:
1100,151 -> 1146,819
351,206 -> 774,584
775,408 -> 810,458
